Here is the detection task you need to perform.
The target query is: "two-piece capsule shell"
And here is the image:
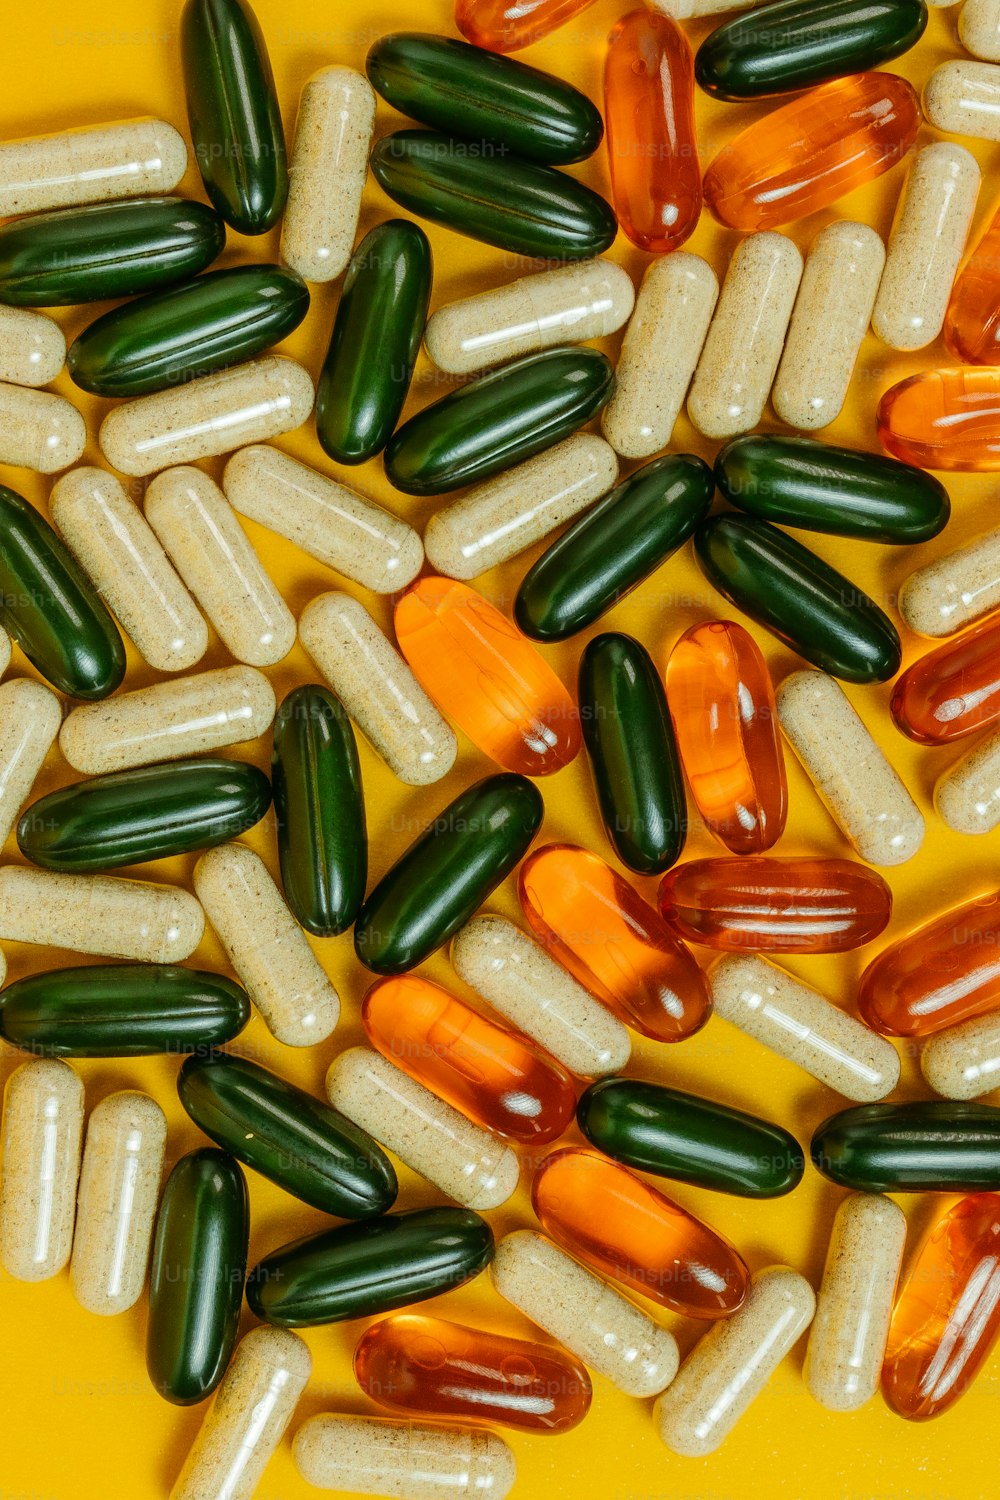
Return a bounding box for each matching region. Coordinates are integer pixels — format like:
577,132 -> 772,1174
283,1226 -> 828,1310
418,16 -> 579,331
922,1009 -> 1000,1099
0,867 -> 205,962
936,727 -> 1000,833
961,0 -> 1000,60
0,306 -> 65,387
0,118 -> 187,216
900,526 -> 1000,636
924,60 -> 1000,143
0,1058 -> 84,1281
0,384 -> 86,472
281,67 -> 375,281
0,679 -> 61,845
293,1415 -> 516,1500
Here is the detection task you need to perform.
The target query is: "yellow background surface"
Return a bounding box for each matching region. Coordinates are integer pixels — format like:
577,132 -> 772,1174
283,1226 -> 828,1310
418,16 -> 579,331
0,1 -> 996,1497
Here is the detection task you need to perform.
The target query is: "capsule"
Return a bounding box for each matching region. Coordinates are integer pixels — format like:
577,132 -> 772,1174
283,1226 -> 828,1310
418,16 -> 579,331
924,59 -> 1000,143
455,0 -> 599,50
654,1267 -> 816,1456
0,382 -> 86,472
49,466 -> 208,673
813,1101 -> 1000,1191
0,306 -> 64,387
777,671 -> 925,866
900,525 -> 1000,636
223,445 -> 422,594
665,620 -> 786,856
98,356 -> 314,477
945,201 -> 1000,363
362,975 -> 577,1144
194,842 -> 340,1048
709,954 -> 901,1101
879,368 -> 1000,471
703,73 -> 920,233
892,618 -> 1000,746
70,1091 -> 167,1317
804,1193 -> 907,1412
922,1010 -> 1000,1099
355,1314 -> 592,1434
654,0 -> 768,12
936,726 -> 1000,832
294,1416 -> 516,1500
0,1058 -> 84,1282
961,0 -> 1000,57
0,119 -> 187,217
688,233 -> 803,439
281,66 -> 375,282
0,867 -> 205,962
0,680 -> 61,845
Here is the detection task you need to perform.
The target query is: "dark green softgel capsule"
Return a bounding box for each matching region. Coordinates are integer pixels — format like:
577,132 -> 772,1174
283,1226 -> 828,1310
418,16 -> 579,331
579,633 -> 686,875
17,758 -> 272,873
316,221 -> 431,465
579,1077 -> 804,1198
246,1207 -> 495,1326
715,435 -> 950,544
146,1148 -> 249,1404
515,453 -> 714,642
812,1102 -> 1000,1192
178,1051 -> 397,1218
695,515 -> 902,684
366,33 -> 604,164
384,346 -> 614,495
695,0 -> 927,100
355,773 -> 544,974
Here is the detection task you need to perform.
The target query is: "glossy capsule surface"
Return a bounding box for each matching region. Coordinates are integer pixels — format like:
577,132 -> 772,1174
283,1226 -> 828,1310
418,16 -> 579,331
281,66 -> 375,284
0,868 -> 205,964
813,1102 -> 1000,1192
892,618 -> 1000,744
293,1416 -> 516,1500
878,368 -> 1000,471
0,1058 -> 84,1282
900,524 -> 1000,637
0,119 -> 187,218
945,200 -> 1000,362
455,0 -> 598,51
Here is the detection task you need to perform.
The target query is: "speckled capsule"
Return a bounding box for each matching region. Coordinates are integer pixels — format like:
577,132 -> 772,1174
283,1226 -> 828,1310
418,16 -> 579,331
0,119 -> 187,216
0,383 -> 86,472
936,728 -> 1000,833
0,1058 -> 84,1281
293,1416 -> 516,1500
0,867 -> 204,962
961,0 -> 1000,59
651,0 -> 766,14
0,679 -> 60,845
0,306 -> 65,387
922,1010 -> 1000,1099
924,60 -> 1000,141
900,526 -> 1000,637
281,67 -> 375,283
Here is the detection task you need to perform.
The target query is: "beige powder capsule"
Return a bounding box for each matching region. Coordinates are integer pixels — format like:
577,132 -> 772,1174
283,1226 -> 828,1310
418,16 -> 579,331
281,66 -> 375,282
0,119 -> 187,216
924,59 -> 1000,141
293,1415 -> 516,1500
0,306 -> 65,387
0,867 -> 204,962
0,679 -> 61,845
0,1058 -> 85,1282
0,382 -> 86,472
936,728 -> 1000,832
649,0 -> 764,15
223,445 -> 422,593
961,0 -> 1000,58
922,1010 -> 1000,1098
326,1047 -> 519,1212
900,526 -> 1000,636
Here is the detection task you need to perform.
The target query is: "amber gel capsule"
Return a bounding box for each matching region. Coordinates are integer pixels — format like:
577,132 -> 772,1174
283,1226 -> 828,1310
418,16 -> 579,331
878,368 -> 1000,471
891,617 -> 1000,745
945,198 -> 1000,363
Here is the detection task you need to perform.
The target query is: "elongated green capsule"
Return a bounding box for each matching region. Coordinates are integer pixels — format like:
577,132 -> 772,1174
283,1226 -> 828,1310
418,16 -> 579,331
695,515 -> 901,684
385,347 -> 614,496
578,1077 -> 804,1198
178,1051 -> 397,1218
17,758 -> 272,873
0,966 -> 250,1057
812,1102 -> 1000,1191
370,130 -> 617,261
67,265 -> 309,397
365,33 -> 603,164
181,0 -> 288,234
355,774 -> 544,974
147,1148 -> 249,1404
0,484 -> 125,700
715,435 -> 950,544
316,221 -> 431,465
579,633 -> 685,875
515,454 -> 714,642
246,1207 -> 494,1326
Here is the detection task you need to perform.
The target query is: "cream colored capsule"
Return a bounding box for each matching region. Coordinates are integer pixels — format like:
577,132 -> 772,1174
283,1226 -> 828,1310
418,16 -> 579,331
223,445 -> 422,594
961,0 -> 1000,59
601,252 -> 718,459
804,1193 -> 906,1412
490,1229 -> 678,1396
281,66 -> 375,283
195,843 -> 339,1047
772,222 -> 885,430
0,306 -> 65,387
922,1009 -> 1000,1098
424,436 -> 617,581
777,671 -> 924,866
293,1415 -> 516,1500
924,59 -> 1000,141
0,382 -> 86,472
0,679 -> 61,846
0,867 -> 204,962
654,1267 -> 815,1457
0,630 -> 9,679
0,119 -> 187,217
0,1058 -> 84,1282
299,591 -> 457,786
688,233 -> 802,440
98,357 -> 314,477
451,915 -> 631,1077
900,526 -> 1000,636
171,1327 -> 312,1500
936,727 -> 1000,832
326,1047 -> 518,1212
709,954 -> 901,1101
70,1091 -> 166,1317
649,0 -> 765,15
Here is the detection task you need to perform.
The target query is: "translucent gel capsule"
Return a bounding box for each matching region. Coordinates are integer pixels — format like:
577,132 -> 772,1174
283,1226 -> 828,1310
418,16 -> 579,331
0,382 -> 86,472
281,66 -> 375,282
455,0 -> 598,51
900,525 -> 1000,636
532,1147 -> 749,1318
891,617 -> 1000,745
0,1057 -> 84,1281
0,866 -> 204,961
294,1415 -> 516,1500
880,368 -> 1000,471
945,200 -> 1000,363
665,620 -> 787,854
936,726 -> 1000,832
961,0 -> 1000,59
0,119 -> 187,216
924,59 -> 1000,143
921,1009 -> 1000,1098
519,843 -> 711,1043
0,679 -> 60,845
0,306 -> 65,387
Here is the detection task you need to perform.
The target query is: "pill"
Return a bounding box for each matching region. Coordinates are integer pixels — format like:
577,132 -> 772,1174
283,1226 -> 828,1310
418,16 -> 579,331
293,1415 -> 516,1500
0,1057 -> 84,1281
0,382 -> 86,472
0,119 -> 187,217
0,679 -> 60,845
222,444 -> 422,594
654,1267 -> 816,1457
772,222 -> 885,430
0,306 -> 65,387
49,466 -> 207,673
688,233 -> 802,440
924,59 -> 1000,141
650,0 -> 765,15
298,591 -> 457,786
144,466 -> 295,667
936,727 -> 1000,832
945,199 -> 1000,362
709,953 -> 901,1101
98,356 -> 314,477
892,617 -> 1000,744
326,1046 -> 519,1212
70,1090 -> 166,1317
922,1010 -> 1000,1098
900,527 -> 1000,636
0,867 -> 204,962
194,842 -> 340,1048
454,0 -> 598,51
804,1193 -> 907,1412
281,66 -> 375,282
490,1229 -> 679,1397
961,0 -> 1000,58
777,670 -> 924,866
816,1100 -> 1000,1191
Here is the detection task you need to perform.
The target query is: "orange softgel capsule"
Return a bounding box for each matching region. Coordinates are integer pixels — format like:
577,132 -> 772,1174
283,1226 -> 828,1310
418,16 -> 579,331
658,857 -> 892,953
878,368 -> 1000,471
354,1313 -> 592,1433
945,202 -> 1000,364
394,576 -> 580,776
532,1148 -> 749,1319
455,0 -> 597,51
665,620 -> 786,854
891,616 -> 1000,745
362,975 -> 577,1144
883,1193 -> 1000,1420
604,10 -> 700,254
518,843 -> 711,1043
703,72 -> 919,233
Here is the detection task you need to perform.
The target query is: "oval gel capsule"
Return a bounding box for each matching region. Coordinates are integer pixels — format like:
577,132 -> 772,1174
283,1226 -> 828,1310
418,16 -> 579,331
0,1058 -> 84,1281
879,368 -> 1000,471
281,66 -> 375,282
0,383 -> 85,472
0,867 -> 204,962
945,200 -> 1000,363
0,119 -> 187,216
924,59 -> 1000,142
936,728 -> 1000,832
0,679 -> 61,845
892,618 -> 1000,744
293,1416 -> 516,1500
812,1101 -> 1000,1193
0,306 -> 65,387
900,527 -> 1000,636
